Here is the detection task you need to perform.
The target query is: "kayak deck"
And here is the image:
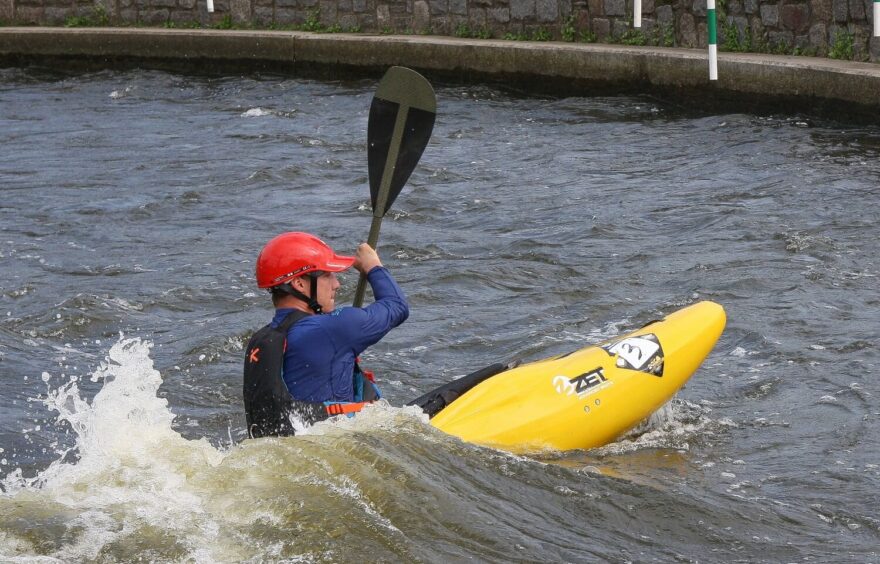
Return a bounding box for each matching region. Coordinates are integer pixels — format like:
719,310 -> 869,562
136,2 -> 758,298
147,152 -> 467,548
427,301 -> 726,453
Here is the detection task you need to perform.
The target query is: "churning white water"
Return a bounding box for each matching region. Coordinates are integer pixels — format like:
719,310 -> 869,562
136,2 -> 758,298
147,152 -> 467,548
0,333 -> 709,561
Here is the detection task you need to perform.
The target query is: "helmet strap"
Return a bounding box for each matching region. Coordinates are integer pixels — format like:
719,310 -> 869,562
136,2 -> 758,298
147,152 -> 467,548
308,275 -> 322,314
275,278 -> 323,314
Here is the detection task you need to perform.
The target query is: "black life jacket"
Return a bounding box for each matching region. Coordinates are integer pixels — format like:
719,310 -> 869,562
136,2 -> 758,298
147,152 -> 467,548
242,310 -> 330,438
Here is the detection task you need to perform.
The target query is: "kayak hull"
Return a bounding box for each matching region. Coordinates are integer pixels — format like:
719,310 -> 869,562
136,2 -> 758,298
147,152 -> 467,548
428,301 -> 726,453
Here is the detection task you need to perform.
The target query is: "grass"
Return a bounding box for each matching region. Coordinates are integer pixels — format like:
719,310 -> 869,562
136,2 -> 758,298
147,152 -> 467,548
828,30 -> 854,60
618,30 -> 647,46
531,28 -> 551,41
558,13 -> 599,43
64,6 -> 110,27
713,0 -> 830,59
9,8 -> 870,63
300,10 -> 323,32
561,16 -> 576,42
503,28 -> 552,41
454,23 -> 492,39
579,30 -> 597,43
205,10 -> 360,34
163,20 -> 201,29
721,18 -> 751,52
211,14 -> 234,30
661,24 -> 674,47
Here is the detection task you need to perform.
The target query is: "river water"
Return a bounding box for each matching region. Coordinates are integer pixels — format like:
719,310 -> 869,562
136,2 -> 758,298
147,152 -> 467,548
0,67 -> 878,562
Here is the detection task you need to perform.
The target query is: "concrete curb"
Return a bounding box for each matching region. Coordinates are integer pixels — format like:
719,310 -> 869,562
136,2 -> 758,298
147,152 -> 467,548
2,27 -> 880,111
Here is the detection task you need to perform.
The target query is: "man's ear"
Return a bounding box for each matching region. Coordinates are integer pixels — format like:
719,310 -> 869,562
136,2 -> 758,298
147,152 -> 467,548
292,277 -> 308,293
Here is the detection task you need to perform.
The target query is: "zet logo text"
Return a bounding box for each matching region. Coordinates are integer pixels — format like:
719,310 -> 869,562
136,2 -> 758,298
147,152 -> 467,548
553,367 -> 612,399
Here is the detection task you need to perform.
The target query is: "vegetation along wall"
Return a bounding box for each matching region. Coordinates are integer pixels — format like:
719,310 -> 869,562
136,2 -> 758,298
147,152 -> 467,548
0,0 -> 878,62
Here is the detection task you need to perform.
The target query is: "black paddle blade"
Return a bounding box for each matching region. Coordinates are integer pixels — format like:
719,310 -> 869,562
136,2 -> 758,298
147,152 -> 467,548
367,67 -> 436,216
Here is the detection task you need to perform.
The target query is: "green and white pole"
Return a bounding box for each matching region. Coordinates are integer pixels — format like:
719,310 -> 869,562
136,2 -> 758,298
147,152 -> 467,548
708,0 -> 718,80
634,0 -> 641,27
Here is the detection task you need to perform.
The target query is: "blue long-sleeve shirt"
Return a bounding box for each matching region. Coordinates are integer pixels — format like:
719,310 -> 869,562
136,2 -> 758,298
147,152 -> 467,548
271,266 -> 409,402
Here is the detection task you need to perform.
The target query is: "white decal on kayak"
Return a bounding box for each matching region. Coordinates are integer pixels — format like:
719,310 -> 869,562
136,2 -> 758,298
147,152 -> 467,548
601,334 -> 665,376
553,368 -> 611,399
553,375 -> 577,396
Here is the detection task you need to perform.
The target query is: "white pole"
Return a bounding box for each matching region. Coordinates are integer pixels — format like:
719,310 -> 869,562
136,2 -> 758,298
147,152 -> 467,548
708,0 -> 718,80
874,0 -> 879,37
634,0 -> 641,28
207,0 -> 214,13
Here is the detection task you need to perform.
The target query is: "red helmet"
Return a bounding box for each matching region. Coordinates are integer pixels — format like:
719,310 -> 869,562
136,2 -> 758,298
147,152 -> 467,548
256,232 -> 354,288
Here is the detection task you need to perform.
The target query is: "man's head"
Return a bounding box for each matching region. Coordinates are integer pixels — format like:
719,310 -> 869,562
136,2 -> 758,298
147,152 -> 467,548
276,270 -> 342,312
256,232 -> 354,314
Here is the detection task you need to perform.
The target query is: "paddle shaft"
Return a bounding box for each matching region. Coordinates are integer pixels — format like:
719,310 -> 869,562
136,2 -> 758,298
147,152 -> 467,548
352,104 -> 411,308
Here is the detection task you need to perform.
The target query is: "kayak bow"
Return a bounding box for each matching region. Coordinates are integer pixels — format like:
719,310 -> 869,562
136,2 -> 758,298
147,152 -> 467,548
428,301 -> 726,453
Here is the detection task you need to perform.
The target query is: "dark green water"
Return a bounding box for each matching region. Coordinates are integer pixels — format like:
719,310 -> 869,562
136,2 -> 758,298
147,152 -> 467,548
0,68 -> 878,562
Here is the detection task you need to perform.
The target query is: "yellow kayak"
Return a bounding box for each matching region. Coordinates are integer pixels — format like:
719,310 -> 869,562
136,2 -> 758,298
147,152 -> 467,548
423,301 -> 726,453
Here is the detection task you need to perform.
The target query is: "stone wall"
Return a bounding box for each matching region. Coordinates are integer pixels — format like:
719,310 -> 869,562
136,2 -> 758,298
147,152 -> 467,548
1,0 -> 877,61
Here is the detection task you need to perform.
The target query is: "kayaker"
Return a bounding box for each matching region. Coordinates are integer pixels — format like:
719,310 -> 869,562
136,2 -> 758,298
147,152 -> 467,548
243,232 -> 409,436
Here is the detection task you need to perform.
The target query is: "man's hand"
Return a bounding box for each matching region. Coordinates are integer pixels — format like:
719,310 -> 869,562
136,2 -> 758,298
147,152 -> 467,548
353,243 -> 383,274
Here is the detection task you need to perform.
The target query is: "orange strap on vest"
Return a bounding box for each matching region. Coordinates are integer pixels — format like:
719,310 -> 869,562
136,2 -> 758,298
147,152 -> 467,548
324,402 -> 369,416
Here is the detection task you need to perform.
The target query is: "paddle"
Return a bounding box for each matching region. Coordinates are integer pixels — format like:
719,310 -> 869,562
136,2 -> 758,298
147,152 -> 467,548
352,66 -> 436,308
